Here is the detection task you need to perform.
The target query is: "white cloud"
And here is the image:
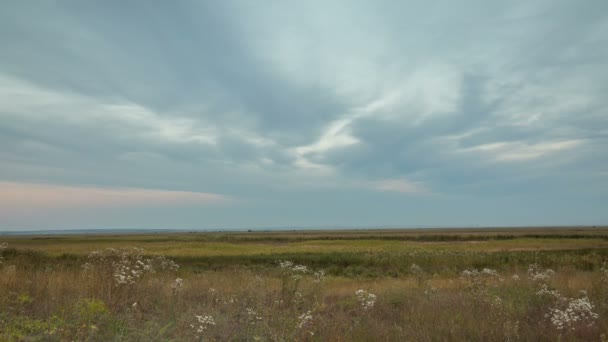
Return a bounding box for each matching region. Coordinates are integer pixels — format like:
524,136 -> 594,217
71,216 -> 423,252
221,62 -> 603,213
459,139 -> 583,162
370,179 -> 428,194
0,74 -> 218,145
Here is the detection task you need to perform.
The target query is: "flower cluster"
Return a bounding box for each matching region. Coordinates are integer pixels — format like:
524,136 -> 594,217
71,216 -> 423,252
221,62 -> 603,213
191,314 -> 216,336
601,262 -> 608,283
461,268 -> 500,278
537,285 -> 599,330
297,310 -> 313,329
82,248 -> 179,286
171,278 -> 184,294
528,263 -> 555,282
279,260 -> 308,281
223,294 -> 238,305
246,307 -> 262,325
153,255 -> 180,272
536,284 -> 565,301
313,270 -> 325,283
0,242 -> 7,265
208,288 -> 220,304
355,289 -> 377,311
461,268 -> 502,294
489,295 -> 503,309
546,295 -> 599,330
114,256 -> 147,285
410,263 -> 423,274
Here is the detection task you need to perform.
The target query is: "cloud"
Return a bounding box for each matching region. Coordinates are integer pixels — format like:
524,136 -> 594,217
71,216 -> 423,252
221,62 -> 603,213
369,179 -> 428,194
457,140 -> 583,162
0,74 -> 219,146
0,1 -> 607,229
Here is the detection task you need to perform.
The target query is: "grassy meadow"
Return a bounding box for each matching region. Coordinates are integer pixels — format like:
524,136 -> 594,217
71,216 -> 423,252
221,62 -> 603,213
1,227 -> 608,341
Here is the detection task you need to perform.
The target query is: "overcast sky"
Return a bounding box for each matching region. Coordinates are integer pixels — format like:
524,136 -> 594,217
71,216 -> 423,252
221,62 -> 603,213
1,1 -> 607,231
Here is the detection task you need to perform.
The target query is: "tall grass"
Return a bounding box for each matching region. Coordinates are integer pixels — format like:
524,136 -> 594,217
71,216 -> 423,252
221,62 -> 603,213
1,232 -> 608,341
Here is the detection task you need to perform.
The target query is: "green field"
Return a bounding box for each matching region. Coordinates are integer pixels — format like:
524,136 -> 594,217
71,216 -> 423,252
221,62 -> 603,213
1,227 -> 608,341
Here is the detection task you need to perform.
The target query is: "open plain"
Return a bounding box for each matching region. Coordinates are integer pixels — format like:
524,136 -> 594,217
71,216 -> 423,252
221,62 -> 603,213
1,227 -> 608,341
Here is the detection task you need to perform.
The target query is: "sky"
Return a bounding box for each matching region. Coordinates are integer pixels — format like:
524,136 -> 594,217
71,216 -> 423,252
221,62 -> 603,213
1,1 -> 607,231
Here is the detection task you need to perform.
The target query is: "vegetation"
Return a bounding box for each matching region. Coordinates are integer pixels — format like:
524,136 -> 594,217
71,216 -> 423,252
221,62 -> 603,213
1,227 -> 608,341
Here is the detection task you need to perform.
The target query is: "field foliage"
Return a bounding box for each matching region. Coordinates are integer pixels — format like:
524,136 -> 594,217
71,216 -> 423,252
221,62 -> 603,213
1,227 -> 608,341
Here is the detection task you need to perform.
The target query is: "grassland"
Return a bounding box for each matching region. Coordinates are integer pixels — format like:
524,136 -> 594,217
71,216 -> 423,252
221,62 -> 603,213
1,227 -> 608,341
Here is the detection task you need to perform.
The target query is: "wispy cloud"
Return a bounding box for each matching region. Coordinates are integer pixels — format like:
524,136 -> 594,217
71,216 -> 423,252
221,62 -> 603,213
459,140 -> 584,162
369,179 -> 429,194
0,1 -> 607,229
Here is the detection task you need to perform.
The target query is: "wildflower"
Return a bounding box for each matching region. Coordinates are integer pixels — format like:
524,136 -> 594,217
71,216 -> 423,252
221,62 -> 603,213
601,262 -> 608,283
538,286 -> 599,330
481,268 -> 499,277
461,268 -> 500,279
279,260 -> 308,280
355,289 -> 377,311
82,248 -> 179,286
410,263 -> 423,274
424,286 -> 438,296
512,274 -> 520,281
171,278 -> 184,294
490,295 -> 503,308
0,242 -> 8,266
528,263 -> 555,282
297,310 -> 313,329
313,270 -> 325,283
293,291 -> 303,304
548,300 -> 597,331
246,308 -> 262,325
461,268 -> 501,294
224,294 -> 238,305
209,288 -> 220,304
536,284 -> 565,302
191,314 -> 216,336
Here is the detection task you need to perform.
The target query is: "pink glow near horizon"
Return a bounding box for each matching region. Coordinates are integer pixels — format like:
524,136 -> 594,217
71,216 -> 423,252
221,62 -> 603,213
0,182 -> 230,217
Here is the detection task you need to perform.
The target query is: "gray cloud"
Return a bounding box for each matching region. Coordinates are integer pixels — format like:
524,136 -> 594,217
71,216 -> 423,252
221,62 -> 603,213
1,0 -> 607,229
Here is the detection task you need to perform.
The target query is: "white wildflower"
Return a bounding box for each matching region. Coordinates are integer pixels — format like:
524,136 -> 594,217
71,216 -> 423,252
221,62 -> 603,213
313,270 -> 325,283
539,286 -> 599,330
246,308 -> 262,325
224,294 -> 238,305
601,262 -> 608,283
490,295 -> 503,308
82,248 -> 179,286
355,289 -> 377,311
424,286 -> 438,296
191,314 -> 216,336
279,260 -> 308,280
548,296 -> 599,330
528,263 -> 555,282
482,268 -> 499,277
209,288 -> 220,304
536,284 -> 566,302
297,310 -> 313,329
171,278 -> 184,294
0,242 -> 7,265
461,268 -> 500,279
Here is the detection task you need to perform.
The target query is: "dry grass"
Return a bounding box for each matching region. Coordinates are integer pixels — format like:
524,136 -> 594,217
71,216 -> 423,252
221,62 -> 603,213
1,228 -> 608,341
